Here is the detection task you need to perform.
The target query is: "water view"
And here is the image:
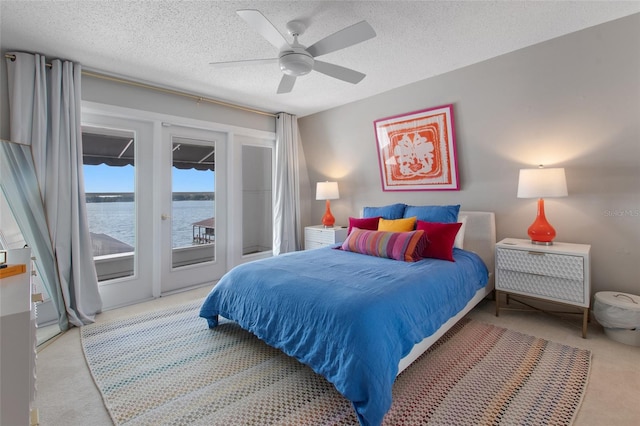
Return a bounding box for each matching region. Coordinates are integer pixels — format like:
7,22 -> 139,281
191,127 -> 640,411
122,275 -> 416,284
86,198 -> 215,253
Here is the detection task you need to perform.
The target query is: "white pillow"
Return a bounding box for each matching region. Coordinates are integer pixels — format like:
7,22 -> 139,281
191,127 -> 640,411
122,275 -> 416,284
454,215 -> 467,249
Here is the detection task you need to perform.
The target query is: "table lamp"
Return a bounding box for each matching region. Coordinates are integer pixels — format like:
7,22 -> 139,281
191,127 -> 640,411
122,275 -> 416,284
316,181 -> 339,228
517,166 -> 568,245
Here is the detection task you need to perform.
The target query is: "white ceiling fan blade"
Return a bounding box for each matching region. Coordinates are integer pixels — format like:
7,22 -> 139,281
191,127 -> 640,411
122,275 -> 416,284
306,21 -> 376,58
237,9 -> 290,51
277,75 -> 296,94
313,60 -> 366,84
210,58 -> 278,67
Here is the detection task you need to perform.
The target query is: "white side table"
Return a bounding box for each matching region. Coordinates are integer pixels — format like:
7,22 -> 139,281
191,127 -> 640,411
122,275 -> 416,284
0,248 -> 38,425
304,225 -> 348,250
495,238 -> 591,338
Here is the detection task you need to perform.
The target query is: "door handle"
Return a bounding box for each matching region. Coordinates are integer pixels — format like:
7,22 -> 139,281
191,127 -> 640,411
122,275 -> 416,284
161,214 -> 171,220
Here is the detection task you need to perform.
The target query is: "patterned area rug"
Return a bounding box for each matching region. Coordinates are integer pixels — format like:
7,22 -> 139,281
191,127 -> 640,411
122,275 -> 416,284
81,300 -> 591,425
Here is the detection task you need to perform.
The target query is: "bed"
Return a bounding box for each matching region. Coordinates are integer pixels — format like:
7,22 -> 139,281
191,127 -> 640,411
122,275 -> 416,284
200,211 -> 495,426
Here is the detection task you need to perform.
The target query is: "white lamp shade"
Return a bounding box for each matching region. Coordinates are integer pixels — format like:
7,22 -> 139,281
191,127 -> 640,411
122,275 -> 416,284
517,168 -> 568,198
316,181 -> 339,200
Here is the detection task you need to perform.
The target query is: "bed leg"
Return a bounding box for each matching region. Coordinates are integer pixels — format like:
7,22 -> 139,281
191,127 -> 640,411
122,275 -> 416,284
495,290 -> 500,317
206,315 -> 220,329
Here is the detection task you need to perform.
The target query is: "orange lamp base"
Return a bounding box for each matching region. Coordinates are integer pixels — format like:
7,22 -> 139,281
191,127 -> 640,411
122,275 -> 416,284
527,198 -> 556,245
321,199 -> 335,228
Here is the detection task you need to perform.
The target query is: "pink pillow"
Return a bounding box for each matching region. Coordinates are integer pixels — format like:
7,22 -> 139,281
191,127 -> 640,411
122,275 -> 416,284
341,229 -> 427,262
347,216 -> 381,235
416,221 -> 463,262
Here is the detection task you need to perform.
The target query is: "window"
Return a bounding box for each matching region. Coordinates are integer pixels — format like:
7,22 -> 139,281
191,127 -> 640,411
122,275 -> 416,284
242,145 -> 273,255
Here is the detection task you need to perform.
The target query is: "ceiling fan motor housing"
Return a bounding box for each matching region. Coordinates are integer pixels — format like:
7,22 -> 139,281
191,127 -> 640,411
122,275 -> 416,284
279,50 -> 314,76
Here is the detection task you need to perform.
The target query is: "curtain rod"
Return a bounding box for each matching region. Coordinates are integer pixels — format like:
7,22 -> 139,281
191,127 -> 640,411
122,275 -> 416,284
4,53 -> 276,118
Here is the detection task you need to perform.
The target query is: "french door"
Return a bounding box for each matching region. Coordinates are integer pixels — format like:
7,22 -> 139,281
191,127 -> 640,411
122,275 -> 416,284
81,112 -> 227,309
160,125 -> 227,294
81,114 -> 155,308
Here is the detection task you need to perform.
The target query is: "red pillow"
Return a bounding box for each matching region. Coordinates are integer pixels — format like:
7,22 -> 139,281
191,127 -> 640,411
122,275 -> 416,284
416,221 -> 463,262
347,216 -> 381,235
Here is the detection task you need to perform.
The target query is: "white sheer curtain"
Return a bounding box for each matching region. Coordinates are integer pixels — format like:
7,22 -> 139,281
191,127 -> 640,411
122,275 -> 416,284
6,52 -> 102,328
273,112 -> 302,254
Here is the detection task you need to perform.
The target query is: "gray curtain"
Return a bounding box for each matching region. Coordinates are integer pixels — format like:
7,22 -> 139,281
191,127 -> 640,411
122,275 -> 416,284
273,112 -> 302,254
6,52 -> 102,328
0,141 -> 68,330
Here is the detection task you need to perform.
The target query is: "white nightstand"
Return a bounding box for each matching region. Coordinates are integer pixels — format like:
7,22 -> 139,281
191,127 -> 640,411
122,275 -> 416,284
495,238 -> 591,338
304,225 -> 348,250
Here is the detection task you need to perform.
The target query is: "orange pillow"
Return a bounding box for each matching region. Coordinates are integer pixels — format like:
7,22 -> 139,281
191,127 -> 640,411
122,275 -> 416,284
378,216 -> 416,232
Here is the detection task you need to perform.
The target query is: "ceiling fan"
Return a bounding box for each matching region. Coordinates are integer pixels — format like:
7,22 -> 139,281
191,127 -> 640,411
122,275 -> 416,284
210,9 -> 376,94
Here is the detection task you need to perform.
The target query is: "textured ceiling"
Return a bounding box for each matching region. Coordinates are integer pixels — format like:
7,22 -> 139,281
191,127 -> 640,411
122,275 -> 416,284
1,1 -> 639,117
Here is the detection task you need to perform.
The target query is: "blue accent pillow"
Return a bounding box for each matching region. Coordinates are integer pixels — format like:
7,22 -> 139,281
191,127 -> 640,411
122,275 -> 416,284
363,203 -> 406,219
403,204 -> 460,223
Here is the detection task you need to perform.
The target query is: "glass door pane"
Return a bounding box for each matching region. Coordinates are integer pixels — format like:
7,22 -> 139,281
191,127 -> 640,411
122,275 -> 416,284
83,127 -> 136,281
171,138 -> 215,268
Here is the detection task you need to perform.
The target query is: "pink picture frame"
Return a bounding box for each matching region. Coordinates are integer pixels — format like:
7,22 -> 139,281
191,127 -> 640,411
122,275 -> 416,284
373,104 -> 459,191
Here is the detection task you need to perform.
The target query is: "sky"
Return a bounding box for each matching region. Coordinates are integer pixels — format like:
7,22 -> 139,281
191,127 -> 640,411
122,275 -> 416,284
83,164 -> 215,193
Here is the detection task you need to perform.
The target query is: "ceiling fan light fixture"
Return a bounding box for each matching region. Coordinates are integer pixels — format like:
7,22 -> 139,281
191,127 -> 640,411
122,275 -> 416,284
225,10 -> 377,93
279,51 -> 314,76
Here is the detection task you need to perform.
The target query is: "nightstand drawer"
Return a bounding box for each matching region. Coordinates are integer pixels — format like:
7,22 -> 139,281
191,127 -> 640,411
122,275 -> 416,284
497,269 -> 585,304
305,228 -> 340,244
304,226 -> 348,250
496,248 -> 583,281
305,241 -> 327,250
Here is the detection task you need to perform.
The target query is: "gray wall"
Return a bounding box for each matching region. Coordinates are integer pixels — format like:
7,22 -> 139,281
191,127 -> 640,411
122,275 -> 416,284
298,14 -> 640,296
81,74 -> 275,133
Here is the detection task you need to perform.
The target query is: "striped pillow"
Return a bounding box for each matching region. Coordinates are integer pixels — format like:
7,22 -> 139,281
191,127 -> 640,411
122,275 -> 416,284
341,228 -> 427,262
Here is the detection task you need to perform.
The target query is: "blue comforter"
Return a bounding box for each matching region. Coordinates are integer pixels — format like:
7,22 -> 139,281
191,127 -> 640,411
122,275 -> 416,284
200,246 -> 488,426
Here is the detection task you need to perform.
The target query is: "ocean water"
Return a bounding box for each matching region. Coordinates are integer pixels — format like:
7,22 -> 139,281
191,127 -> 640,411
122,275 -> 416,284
86,200 -> 215,249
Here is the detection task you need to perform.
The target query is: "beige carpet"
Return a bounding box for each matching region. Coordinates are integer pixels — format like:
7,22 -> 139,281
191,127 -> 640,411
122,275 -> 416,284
81,300 -> 591,425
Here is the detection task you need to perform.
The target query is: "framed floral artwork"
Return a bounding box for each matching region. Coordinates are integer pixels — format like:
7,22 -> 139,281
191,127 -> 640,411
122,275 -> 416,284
373,104 -> 459,191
